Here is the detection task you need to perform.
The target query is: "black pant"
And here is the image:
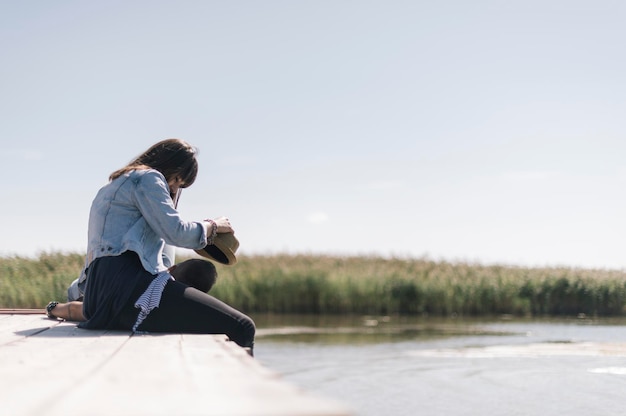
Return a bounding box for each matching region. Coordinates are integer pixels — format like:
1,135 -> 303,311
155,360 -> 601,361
137,280 -> 255,350
84,252 -> 255,352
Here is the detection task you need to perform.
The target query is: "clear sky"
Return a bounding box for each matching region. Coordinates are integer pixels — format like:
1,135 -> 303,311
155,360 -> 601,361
2,1 -> 625,269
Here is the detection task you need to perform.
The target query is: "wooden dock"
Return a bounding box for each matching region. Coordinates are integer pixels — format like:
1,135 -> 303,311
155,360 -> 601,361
0,312 -> 352,416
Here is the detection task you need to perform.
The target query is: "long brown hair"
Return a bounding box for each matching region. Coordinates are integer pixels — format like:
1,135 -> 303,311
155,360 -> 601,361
109,138 -> 199,188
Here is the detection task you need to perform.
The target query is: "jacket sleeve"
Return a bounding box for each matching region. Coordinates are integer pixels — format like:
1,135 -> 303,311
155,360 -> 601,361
132,170 -> 208,249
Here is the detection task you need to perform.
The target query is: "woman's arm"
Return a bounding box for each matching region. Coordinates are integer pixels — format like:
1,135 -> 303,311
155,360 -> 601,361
133,170 -> 208,249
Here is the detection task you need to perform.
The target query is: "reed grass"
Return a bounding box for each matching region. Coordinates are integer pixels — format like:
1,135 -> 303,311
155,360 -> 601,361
2,252 -> 626,317
0,252 -> 85,308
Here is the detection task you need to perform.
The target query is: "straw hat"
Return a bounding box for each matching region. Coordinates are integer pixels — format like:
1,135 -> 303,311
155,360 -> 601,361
194,232 -> 239,265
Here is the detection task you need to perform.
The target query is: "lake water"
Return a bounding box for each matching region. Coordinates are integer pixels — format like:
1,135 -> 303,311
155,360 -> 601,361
252,314 -> 626,416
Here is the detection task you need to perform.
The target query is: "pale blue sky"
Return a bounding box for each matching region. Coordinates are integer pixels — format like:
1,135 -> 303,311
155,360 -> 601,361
2,1 -> 625,268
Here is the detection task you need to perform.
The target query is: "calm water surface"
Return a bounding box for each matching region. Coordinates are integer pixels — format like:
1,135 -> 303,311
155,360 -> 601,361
252,315 -> 626,416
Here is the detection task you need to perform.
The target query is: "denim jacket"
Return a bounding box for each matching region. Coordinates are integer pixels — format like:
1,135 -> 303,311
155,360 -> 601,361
74,169 -> 207,292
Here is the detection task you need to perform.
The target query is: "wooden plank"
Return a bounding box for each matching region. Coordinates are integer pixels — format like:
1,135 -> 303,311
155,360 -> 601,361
0,308 -> 45,314
0,320 -> 132,416
0,314 -> 61,345
45,333 -> 351,416
0,315 -> 352,416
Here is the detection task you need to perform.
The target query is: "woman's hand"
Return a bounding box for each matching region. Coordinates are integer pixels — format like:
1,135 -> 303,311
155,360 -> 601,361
211,216 -> 234,234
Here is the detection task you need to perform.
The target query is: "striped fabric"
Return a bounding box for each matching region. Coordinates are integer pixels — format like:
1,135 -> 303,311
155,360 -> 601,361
132,271 -> 173,332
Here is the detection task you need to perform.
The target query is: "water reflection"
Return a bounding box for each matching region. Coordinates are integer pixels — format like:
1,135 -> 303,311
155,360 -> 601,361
252,313 -> 517,344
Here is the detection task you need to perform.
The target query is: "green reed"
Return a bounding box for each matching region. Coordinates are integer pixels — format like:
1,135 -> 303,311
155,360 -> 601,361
0,252 -> 85,308
2,252 -> 626,317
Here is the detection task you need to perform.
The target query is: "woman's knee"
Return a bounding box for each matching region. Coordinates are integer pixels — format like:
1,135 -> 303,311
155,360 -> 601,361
243,314 -> 256,337
171,259 -> 217,293
235,314 -> 256,348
